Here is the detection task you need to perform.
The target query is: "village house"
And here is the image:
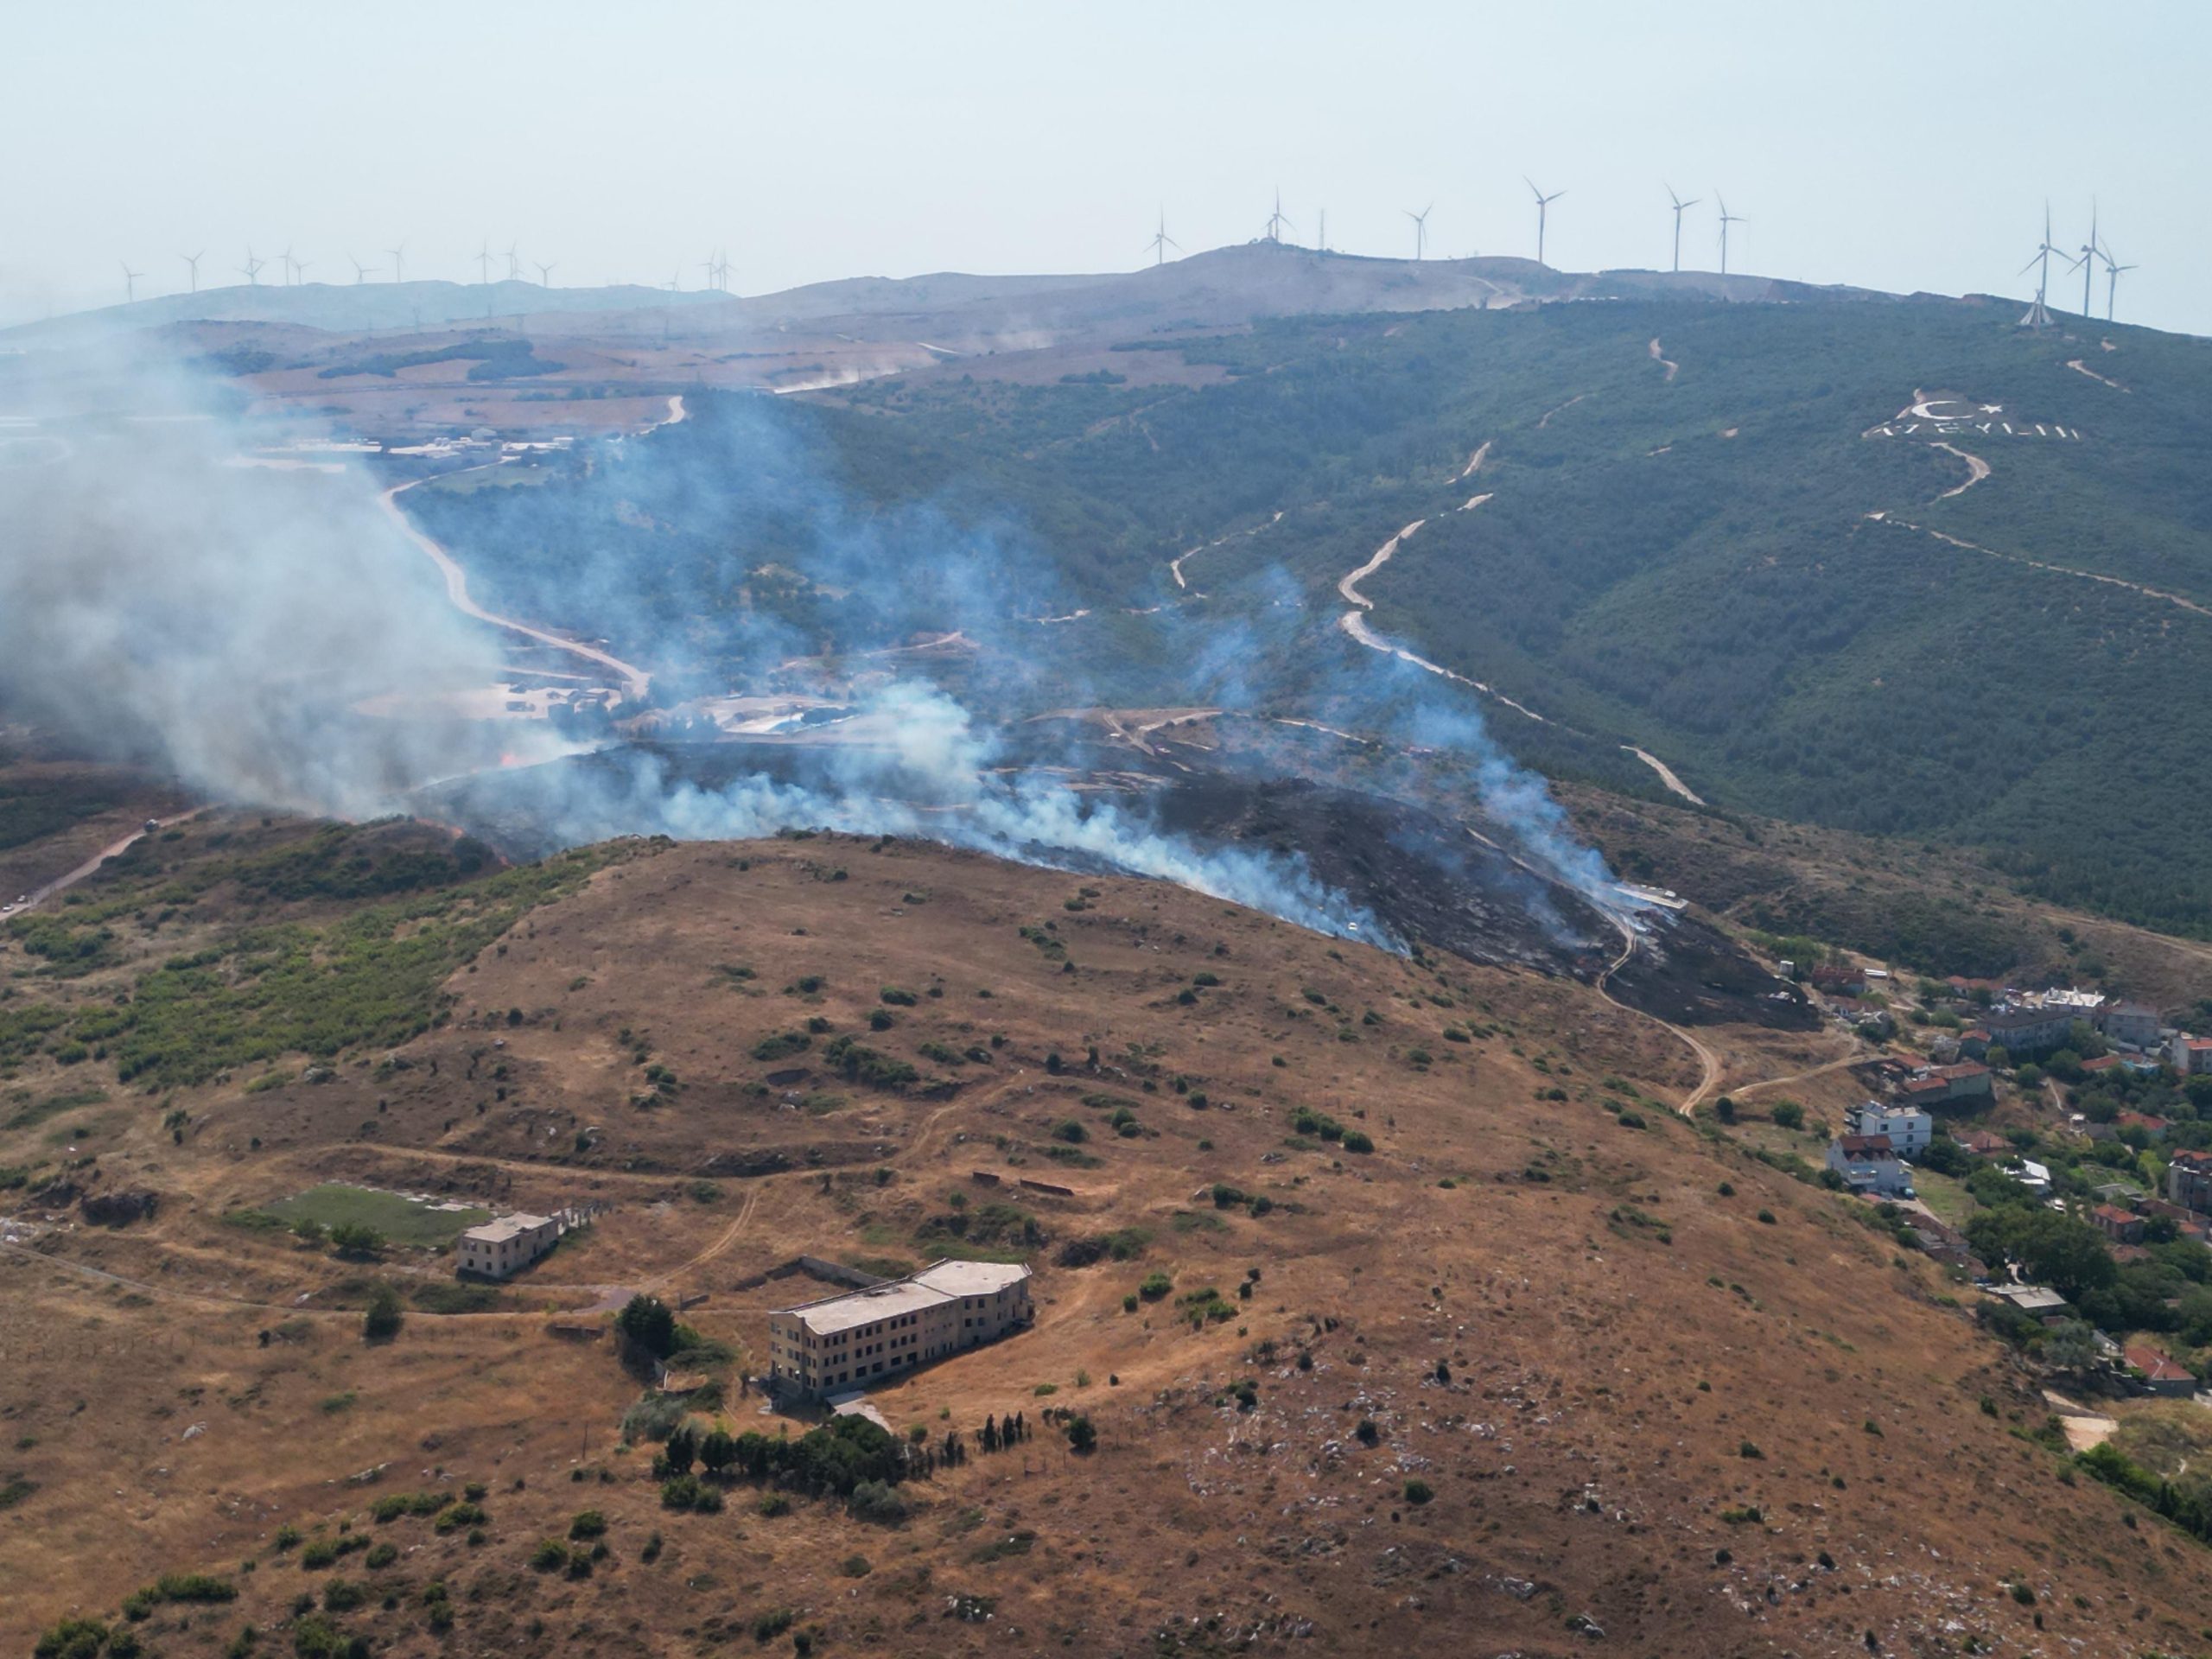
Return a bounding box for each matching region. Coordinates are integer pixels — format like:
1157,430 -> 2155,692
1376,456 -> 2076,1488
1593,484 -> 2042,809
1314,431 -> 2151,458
1847,1100 -> 1932,1159
2116,1111 -> 2171,1142
1982,1005 -> 2076,1058
1897,1062 -> 1994,1107
2168,1034 -> 2212,1076
1959,1128 -> 2011,1159
458,1213 -> 558,1280
1958,1027 -> 1993,1058
766,1259 -> 1033,1402
2101,1001 -> 2163,1051
2126,1344 -> 2198,1398
1826,1134 -> 1910,1197
2089,1204 -> 2146,1245
2166,1149 -> 2212,1215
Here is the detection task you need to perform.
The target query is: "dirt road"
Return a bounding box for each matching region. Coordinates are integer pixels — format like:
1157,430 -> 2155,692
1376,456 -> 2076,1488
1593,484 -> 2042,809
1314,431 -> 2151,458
12,808 -> 204,917
380,472 -> 654,702
1622,746 -> 1704,805
1648,339 -> 1679,382
1928,441 -> 1990,499
1875,515 -> 2212,620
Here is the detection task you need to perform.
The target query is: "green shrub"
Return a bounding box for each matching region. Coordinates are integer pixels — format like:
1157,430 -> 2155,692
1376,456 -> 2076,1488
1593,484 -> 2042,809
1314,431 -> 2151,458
1402,1478 -> 1433,1504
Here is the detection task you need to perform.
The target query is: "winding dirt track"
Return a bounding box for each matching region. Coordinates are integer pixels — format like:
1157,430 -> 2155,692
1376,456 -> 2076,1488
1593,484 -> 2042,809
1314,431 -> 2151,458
1621,746 -> 1704,805
381,472 -> 653,702
1927,441 -> 1990,499
15,809 -> 204,916
1647,338 -> 1679,382
1874,515 -> 2212,620
1592,914 -> 1720,1116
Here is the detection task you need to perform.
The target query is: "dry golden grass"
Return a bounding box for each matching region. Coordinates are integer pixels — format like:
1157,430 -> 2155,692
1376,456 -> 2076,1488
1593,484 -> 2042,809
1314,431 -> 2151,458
4,835 -> 2209,1656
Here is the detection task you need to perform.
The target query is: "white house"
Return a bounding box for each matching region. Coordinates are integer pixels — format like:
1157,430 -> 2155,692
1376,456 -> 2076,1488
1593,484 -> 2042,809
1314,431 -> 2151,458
1827,1134 -> 1910,1197
457,1212 -> 560,1279
1847,1100 -> 1933,1160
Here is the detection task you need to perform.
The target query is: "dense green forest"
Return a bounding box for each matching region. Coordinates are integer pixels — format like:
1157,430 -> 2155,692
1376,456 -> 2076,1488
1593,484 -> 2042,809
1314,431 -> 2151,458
410,297 -> 2212,937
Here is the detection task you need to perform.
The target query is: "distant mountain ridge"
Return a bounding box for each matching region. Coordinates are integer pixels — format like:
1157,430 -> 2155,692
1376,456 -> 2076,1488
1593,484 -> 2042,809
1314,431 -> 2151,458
3,243 -> 1904,351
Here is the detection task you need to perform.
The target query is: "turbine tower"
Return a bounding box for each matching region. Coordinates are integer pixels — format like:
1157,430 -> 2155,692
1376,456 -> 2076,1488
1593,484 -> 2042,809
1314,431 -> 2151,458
537,260 -> 556,288
1264,188 -> 1294,245
476,239 -> 493,284
387,244 -> 406,283
180,250 -> 203,293
238,246 -> 266,286
120,263 -> 143,303
1144,209 -> 1181,267
2066,201 -> 2101,317
2018,202 -> 2061,328
349,254 -> 376,284
1665,184 -> 1700,274
278,245 -> 296,285
1716,195 -> 1746,276
1404,204 -> 1432,261
505,243 -> 522,282
1317,207 -> 1327,253
1525,178 -> 1564,265
2096,240 -> 2137,322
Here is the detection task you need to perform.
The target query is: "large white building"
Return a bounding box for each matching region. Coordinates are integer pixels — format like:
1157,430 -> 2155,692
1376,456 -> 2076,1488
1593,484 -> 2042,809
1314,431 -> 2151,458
767,1259 -> 1033,1401
1827,1134 -> 1911,1197
1847,1100 -> 1933,1159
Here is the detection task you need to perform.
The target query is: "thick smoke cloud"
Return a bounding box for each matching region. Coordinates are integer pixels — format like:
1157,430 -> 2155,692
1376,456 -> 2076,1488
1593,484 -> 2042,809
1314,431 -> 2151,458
0,398 -> 545,815
0,361 -> 1608,951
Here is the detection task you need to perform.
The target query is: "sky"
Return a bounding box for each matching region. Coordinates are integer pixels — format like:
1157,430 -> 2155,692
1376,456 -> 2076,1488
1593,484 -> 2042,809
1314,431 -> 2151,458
4,0 -> 2208,334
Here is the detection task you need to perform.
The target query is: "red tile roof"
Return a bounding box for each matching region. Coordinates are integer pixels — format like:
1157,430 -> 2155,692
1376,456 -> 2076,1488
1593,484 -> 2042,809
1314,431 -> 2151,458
2126,1345 -> 2196,1386
2092,1205 -> 2140,1228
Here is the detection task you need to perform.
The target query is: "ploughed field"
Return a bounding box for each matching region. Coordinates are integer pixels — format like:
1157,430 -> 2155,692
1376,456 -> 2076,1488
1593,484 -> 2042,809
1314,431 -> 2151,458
2,817 -> 2204,1657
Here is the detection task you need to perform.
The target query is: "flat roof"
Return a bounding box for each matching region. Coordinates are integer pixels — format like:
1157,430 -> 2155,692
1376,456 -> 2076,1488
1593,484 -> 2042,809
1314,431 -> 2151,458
780,1279 -> 953,1336
774,1258 -> 1032,1336
462,1213 -> 552,1244
913,1260 -> 1031,1297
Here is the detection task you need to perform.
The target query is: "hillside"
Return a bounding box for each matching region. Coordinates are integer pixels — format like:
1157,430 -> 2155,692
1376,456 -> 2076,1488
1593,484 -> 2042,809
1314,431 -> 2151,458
5,807 -> 2212,1657
399,295 -> 2212,938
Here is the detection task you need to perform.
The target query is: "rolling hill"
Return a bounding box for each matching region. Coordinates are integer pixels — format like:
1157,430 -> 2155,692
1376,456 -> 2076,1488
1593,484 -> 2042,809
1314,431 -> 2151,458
3,805 -> 2209,1658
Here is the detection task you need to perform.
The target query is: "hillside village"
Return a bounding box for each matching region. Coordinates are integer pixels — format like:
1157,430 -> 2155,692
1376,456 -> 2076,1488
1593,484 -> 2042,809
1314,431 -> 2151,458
1761,952 -> 2212,1420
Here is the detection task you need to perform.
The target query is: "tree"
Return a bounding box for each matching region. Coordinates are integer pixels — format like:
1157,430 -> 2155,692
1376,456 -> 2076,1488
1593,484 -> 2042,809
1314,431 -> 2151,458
1713,1096 -> 1738,1124
2038,1319 -> 2099,1372
699,1428 -> 735,1476
328,1223 -> 385,1258
1770,1101 -> 1805,1131
362,1283 -> 404,1343
616,1294 -> 677,1360
1065,1414 -> 1097,1454
663,1424 -> 698,1477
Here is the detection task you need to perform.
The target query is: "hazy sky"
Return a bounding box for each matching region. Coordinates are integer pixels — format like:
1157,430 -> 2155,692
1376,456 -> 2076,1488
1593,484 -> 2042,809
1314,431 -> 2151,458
6,1 -> 2208,333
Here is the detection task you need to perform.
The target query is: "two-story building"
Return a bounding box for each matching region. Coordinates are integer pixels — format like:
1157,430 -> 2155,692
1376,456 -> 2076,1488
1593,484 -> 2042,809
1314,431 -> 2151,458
2101,1001 -> 2163,1051
2169,1035 -> 2212,1077
1827,1134 -> 1910,1197
1982,1005 -> 2076,1058
2167,1149 -> 2212,1215
1847,1100 -> 1933,1159
457,1212 -> 562,1280
767,1259 -> 1033,1402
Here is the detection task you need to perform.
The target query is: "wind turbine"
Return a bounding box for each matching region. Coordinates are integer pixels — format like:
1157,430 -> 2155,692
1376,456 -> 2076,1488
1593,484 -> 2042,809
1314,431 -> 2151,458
1264,188 -> 1295,245
505,243 -> 522,282
292,257 -> 314,285
2064,201 -> 2101,317
1404,204 -> 1432,261
120,263 -> 143,303
1317,207 -> 1327,254
277,245 -> 296,285
180,251 -> 203,293
1716,195 -> 1746,276
1525,178 -> 1564,265
1144,209 -> 1181,267
348,254 -> 377,284
387,244 -> 406,283
476,239 -> 493,284
2097,239 -> 2138,322
2018,201 -> 2061,327
1665,184 -> 1700,274
238,246 -> 266,285
536,260 -> 556,288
